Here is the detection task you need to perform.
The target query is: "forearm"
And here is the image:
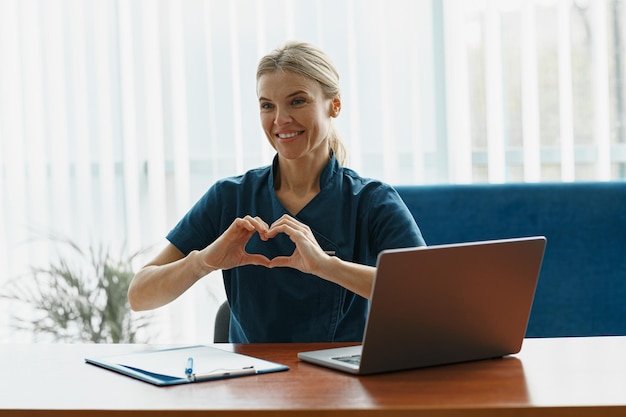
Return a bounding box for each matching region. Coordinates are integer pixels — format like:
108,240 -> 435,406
128,250 -> 215,311
316,256 -> 376,300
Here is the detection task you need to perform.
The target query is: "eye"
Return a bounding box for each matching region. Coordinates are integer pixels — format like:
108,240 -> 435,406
260,102 -> 274,110
291,98 -> 306,106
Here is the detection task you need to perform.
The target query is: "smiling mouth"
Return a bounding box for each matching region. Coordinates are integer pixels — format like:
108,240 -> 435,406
276,131 -> 304,139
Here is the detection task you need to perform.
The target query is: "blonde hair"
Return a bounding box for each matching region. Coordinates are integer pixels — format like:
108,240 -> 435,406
257,41 -> 347,166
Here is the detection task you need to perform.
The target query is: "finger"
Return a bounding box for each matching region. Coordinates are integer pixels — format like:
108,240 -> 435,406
245,215 -> 270,234
242,253 -> 272,268
252,216 -> 271,240
243,214 -> 269,229
267,223 -> 303,241
269,214 -> 302,229
253,216 -> 270,229
233,217 -> 257,232
268,218 -> 313,240
236,216 -> 270,240
268,255 -> 293,268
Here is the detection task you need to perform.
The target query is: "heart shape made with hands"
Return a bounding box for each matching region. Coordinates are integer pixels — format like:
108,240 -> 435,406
237,216 -> 334,269
244,229 -> 297,260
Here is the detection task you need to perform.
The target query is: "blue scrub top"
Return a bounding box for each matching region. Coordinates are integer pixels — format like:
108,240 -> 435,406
167,154 -> 425,342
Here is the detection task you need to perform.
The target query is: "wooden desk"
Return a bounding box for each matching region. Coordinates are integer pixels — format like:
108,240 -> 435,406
1,336 -> 626,416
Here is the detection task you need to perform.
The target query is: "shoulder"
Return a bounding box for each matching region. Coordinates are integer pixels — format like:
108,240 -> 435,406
337,165 -> 398,199
335,166 -> 426,249
337,165 -> 417,220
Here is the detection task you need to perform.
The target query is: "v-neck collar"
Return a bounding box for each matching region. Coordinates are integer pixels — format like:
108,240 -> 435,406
268,153 -> 339,216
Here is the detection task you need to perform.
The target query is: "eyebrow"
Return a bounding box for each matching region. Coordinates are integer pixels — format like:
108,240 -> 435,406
258,90 -> 309,102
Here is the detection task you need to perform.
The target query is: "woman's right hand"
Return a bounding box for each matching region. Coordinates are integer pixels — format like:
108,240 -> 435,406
129,216 -> 272,311
199,215 -> 272,271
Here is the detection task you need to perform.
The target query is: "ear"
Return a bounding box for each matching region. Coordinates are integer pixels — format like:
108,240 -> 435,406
330,97 -> 341,118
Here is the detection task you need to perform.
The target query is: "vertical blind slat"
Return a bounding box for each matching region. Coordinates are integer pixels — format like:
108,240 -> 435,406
558,0 -> 576,181
591,0 -> 612,180
22,0 -> 49,239
443,0 -> 472,182
44,0 -> 72,237
485,2 -> 506,183
408,0 -> 425,184
94,0 -> 118,246
0,0 -> 28,277
379,3 -> 397,181
521,1 -> 542,182
169,0 -> 191,216
229,1 -> 245,174
69,0 -> 94,242
203,0 -> 220,180
141,0 -> 167,242
345,0 -> 362,170
118,0 -> 142,252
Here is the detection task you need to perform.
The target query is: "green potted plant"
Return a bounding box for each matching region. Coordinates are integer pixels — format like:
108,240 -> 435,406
2,236 -> 150,343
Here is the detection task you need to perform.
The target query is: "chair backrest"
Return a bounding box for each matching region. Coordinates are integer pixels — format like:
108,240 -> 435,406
214,301 -> 231,343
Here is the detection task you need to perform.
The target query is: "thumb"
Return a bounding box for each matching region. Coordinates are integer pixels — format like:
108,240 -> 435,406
242,253 -> 272,268
268,255 -> 292,269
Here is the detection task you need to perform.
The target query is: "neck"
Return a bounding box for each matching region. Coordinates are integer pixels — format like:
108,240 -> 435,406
274,154 -> 328,196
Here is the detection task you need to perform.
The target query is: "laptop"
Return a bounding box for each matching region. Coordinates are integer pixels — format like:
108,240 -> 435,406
298,236 -> 546,375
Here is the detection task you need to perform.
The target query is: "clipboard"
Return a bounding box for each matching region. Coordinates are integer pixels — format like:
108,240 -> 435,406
85,345 -> 289,386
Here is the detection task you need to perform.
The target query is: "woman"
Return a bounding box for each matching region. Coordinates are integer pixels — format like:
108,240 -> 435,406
128,41 -> 425,342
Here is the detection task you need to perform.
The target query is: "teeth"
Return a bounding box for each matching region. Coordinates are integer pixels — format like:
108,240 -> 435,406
277,131 -> 302,139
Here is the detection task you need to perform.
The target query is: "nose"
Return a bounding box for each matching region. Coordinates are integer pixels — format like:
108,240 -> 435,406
274,106 -> 292,126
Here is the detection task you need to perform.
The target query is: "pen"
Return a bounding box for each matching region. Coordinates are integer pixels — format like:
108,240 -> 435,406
187,366 -> 256,382
185,357 -> 194,376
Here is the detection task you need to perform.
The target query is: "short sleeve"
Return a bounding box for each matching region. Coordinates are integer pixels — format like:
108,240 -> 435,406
166,185 -> 221,255
365,183 -> 426,255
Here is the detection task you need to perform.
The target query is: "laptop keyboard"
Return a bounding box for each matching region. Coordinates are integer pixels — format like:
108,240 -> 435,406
332,354 -> 361,366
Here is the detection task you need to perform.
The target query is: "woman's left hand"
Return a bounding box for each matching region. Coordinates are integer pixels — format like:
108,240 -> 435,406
267,214 -> 375,299
266,214 -> 330,275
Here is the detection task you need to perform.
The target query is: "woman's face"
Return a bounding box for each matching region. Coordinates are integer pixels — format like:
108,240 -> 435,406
257,70 -> 338,162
